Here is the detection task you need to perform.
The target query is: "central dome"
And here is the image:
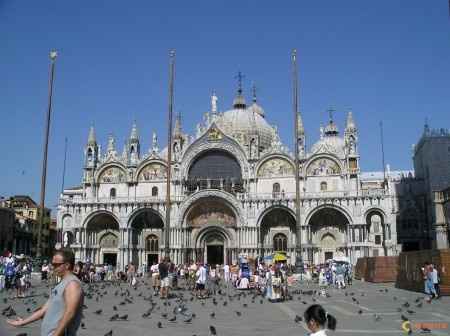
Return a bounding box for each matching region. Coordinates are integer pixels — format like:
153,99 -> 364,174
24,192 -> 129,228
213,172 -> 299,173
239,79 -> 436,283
215,104 -> 273,150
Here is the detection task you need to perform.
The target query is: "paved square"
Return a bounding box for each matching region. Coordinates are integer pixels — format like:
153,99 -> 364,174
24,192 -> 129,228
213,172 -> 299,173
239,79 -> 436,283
1,279 -> 449,336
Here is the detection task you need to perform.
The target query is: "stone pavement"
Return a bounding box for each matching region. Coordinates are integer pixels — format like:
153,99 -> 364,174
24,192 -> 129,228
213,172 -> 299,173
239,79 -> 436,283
1,278 -> 449,336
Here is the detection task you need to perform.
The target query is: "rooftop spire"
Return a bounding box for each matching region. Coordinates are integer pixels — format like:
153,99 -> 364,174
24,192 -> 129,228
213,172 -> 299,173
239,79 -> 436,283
173,112 -> 182,137
252,82 -> 257,103
345,110 -> 356,131
130,120 -> 139,140
297,112 -> 305,135
233,71 -> 246,109
87,125 -> 96,145
211,90 -> 218,115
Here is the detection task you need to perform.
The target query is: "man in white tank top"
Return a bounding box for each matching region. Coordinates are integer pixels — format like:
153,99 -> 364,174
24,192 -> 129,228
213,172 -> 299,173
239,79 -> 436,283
7,248 -> 83,336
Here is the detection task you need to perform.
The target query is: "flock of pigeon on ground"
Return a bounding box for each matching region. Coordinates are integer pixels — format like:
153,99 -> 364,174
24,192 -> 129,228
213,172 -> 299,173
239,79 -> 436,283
1,279 -> 436,335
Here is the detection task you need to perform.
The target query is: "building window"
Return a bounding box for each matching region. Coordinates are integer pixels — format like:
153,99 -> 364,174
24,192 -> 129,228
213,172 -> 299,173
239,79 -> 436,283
146,235 -> 159,252
28,211 -> 33,217
320,182 -> 327,191
152,186 -> 158,197
110,188 -> 116,199
273,233 -> 287,252
375,235 -> 381,245
272,183 -> 280,198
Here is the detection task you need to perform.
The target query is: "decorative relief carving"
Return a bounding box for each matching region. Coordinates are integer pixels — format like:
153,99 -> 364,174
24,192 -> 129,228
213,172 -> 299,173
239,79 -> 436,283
208,127 -> 222,141
187,199 -> 236,227
257,158 -> 294,178
138,163 -> 167,181
178,190 -> 244,228
99,166 -> 126,183
307,158 -> 340,176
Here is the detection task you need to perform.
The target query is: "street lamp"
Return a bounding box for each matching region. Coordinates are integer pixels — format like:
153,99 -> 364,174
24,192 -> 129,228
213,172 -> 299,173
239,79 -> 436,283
37,50 -> 58,257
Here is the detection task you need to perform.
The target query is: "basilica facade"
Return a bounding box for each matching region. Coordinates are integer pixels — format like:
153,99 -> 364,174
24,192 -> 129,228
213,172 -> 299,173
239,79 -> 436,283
57,88 -> 402,269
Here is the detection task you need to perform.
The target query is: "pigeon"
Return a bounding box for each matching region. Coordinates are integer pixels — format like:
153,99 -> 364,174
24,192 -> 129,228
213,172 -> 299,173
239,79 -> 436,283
223,301 -> 228,306
401,314 -> 409,321
157,321 -> 163,328
294,315 -> 303,323
16,333 -> 27,336
161,313 -> 168,319
109,314 -> 119,321
374,314 -> 382,322
403,302 -> 410,308
420,327 -> 431,333
94,309 -> 102,315
113,305 -> 117,311
184,315 -> 193,323
235,311 -> 242,317
243,303 -> 248,308
406,310 -> 415,314
209,325 -> 217,336
118,314 -> 128,321
301,301 -> 308,305
358,309 -> 363,315
104,330 -> 113,336
81,322 -> 86,329
416,302 -> 423,308
210,312 -> 215,319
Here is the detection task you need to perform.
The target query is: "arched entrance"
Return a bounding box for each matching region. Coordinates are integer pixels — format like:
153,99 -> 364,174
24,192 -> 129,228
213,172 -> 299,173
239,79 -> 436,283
187,197 -> 237,264
259,207 -> 296,258
128,209 -> 164,268
366,209 -> 386,256
307,207 -> 349,264
85,212 -> 120,266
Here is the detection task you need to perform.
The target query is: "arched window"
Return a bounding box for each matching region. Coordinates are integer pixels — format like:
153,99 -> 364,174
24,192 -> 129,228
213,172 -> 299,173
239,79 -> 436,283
152,186 -> 158,197
273,233 -> 287,252
320,181 -> 327,191
272,183 -> 280,198
145,235 -> 159,252
87,148 -> 93,161
110,188 -> 116,199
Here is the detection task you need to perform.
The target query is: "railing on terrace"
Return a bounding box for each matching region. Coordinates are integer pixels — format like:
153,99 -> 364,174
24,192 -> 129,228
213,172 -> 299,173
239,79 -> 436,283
60,188 -> 387,205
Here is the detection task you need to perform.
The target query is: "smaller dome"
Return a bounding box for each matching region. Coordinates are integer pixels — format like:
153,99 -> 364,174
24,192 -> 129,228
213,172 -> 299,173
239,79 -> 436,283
310,135 -> 346,158
324,120 -> 339,135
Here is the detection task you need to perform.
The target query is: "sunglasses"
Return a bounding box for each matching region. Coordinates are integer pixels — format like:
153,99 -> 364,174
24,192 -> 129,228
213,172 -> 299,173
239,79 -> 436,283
52,262 -> 66,268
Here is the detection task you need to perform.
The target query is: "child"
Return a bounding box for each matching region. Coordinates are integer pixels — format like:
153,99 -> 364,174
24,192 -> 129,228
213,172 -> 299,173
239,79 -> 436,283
303,304 -> 337,336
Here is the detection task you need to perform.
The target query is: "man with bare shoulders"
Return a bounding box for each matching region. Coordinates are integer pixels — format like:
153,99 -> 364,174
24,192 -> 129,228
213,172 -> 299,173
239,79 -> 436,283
7,248 -> 83,336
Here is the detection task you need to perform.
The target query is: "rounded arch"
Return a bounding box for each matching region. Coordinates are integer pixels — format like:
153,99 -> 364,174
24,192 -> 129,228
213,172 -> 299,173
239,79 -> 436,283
257,205 -> 297,227
304,154 -> 343,177
178,189 -> 245,228
193,224 -> 234,249
273,232 -> 288,252
256,154 -> 295,178
135,159 -> 168,182
180,136 -> 250,180
95,163 -> 127,184
127,207 -> 165,229
61,214 -> 73,228
364,207 -> 387,224
304,204 -> 353,226
83,210 -> 120,230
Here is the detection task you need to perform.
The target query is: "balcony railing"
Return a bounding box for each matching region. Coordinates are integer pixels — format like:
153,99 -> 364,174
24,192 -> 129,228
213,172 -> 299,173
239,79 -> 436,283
60,187 -> 387,205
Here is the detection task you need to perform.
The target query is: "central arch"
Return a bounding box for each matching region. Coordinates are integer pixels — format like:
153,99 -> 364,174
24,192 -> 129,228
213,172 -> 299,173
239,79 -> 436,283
184,196 -> 238,264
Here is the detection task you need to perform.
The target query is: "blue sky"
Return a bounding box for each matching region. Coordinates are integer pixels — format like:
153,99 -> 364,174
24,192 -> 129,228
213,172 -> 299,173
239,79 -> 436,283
1,0 -> 449,212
